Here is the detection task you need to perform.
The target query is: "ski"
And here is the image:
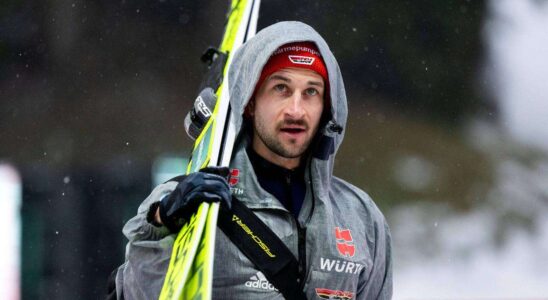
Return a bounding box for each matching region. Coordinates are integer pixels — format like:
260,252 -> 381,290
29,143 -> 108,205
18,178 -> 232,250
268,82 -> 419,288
159,0 -> 261,299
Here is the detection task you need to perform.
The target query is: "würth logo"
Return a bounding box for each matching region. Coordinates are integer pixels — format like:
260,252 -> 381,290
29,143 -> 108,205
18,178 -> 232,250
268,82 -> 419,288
229,168 -> 239,186
288,55 -> 315,65
335,227 -> 355,257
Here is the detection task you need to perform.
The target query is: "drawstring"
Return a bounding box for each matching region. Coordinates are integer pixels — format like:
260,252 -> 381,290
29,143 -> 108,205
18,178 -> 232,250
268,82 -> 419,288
328,122 -> 343,134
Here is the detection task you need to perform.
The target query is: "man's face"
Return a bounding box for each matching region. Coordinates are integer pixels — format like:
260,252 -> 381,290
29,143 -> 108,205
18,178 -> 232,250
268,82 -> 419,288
249,68 -> 325,168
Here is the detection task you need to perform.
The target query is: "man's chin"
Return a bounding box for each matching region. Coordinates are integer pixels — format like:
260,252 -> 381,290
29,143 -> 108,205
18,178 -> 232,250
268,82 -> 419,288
275,144 -> 308,159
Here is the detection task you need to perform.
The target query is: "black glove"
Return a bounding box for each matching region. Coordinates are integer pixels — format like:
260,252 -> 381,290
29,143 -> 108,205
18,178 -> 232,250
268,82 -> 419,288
159,167 -> 231,232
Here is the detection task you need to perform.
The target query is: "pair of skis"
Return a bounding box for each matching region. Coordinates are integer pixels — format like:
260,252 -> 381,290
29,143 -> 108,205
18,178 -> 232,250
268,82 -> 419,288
159,0 -> 261,299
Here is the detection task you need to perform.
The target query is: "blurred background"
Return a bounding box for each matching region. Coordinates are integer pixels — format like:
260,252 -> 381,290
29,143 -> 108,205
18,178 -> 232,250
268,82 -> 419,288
1,0 -> 547,299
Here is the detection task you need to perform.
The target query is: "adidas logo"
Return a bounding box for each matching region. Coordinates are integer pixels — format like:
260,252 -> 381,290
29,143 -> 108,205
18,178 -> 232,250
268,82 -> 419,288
244,271 -> 278,291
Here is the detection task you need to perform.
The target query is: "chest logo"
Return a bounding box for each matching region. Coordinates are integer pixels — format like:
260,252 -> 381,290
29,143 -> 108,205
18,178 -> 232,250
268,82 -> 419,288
315,288 -> 354,299
245,271 -> 278,291
229,168 -> 240,186
229,169 -> 244,196
335,227 -> 355,258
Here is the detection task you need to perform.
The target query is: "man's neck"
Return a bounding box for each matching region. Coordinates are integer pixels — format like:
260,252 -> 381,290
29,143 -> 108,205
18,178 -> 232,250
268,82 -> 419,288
246,147 -> 306,219
251,143 -> 301,170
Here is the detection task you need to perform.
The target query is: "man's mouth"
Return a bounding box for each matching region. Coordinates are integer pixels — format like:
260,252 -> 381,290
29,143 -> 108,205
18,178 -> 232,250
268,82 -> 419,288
280,127 -> 306,134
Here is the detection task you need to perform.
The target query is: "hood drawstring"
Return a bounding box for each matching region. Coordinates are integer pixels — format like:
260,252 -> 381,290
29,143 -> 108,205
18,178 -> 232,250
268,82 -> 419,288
328,122 -> 343,134
312,121 -> 343,160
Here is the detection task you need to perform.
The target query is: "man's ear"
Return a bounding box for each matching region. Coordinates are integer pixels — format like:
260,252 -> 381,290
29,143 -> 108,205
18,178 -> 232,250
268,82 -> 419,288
244,98 -> 255,119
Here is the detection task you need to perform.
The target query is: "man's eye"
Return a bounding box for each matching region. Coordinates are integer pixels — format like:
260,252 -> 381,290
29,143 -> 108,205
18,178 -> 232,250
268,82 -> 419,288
305,88 -> 318,96
274,84 -> 287,92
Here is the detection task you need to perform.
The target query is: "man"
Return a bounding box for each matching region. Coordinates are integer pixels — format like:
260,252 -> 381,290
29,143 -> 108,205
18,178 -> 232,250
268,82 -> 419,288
112,21 -> 392,299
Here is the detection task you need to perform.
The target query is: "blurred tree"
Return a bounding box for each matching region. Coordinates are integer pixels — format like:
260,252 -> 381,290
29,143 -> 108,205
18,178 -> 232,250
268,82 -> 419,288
1,0 -> 489,165
259,0 -> 488,124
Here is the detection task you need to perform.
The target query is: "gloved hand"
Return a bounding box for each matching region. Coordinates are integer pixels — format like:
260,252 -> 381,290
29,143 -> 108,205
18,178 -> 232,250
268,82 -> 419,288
159,167 -> 231,232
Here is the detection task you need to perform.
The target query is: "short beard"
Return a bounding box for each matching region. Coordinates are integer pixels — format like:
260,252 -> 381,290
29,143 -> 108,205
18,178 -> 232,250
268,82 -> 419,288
253,118 -> 313,159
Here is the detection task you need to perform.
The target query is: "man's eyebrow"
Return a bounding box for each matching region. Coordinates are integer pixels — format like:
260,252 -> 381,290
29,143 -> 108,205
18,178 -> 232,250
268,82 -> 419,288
268,74 -> 291,82
307,80 -> 324,87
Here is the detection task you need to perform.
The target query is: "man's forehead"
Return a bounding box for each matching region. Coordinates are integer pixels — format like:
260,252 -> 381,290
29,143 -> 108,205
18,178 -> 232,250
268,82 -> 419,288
266,68 -> 324,86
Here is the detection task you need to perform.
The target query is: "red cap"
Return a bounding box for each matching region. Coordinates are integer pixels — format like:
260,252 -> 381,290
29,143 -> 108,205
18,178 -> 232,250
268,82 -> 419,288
255,42 -> 328,92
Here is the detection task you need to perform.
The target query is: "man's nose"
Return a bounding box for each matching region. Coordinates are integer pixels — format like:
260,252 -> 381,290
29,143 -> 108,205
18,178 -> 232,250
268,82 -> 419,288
284,92 -> 305,118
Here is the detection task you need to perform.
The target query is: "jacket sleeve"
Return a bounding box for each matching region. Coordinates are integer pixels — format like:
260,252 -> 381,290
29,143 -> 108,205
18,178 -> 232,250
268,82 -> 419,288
358,217 -> 393,299
374,220 -> 393,299
115,181 -> 178,300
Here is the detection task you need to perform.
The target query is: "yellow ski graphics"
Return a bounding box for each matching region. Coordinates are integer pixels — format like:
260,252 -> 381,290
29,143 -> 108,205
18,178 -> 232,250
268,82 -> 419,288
181,204 -> 220,300
159,0 -> 260,299
159,203 -> 210,300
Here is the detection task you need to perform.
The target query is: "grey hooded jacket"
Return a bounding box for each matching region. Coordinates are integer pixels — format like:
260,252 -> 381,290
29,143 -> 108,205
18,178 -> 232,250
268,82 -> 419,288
115,21 -> 392,300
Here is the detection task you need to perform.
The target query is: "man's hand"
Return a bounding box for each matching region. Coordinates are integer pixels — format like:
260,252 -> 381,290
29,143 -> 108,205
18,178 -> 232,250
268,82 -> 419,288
157,167 -> 232,232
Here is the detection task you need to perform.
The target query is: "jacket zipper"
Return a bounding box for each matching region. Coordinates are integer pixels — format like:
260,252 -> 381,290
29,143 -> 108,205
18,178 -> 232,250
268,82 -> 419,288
285,171 -> 307,289
297,223 -> 307,289
297,161 -> 317,290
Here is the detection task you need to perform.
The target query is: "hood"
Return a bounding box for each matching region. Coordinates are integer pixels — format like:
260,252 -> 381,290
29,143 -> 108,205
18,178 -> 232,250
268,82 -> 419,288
228,21 -> 348,188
